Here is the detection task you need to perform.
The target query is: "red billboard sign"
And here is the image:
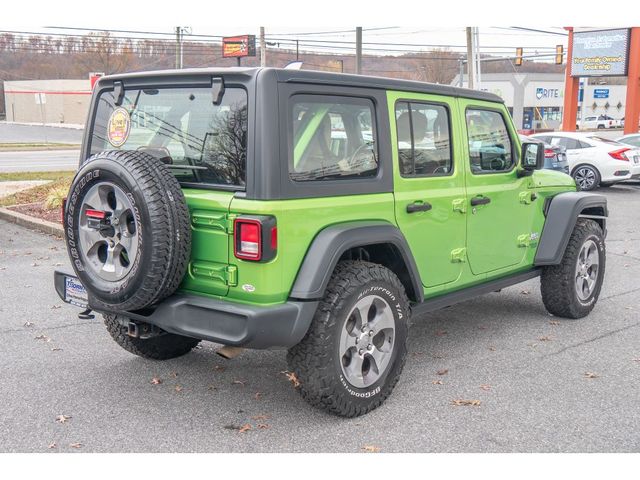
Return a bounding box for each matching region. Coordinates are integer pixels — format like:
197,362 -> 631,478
222,35 -> 256,58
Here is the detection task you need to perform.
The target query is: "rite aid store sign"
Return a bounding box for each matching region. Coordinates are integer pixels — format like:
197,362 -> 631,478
524,83 -> 565,107
571,28 -> 630,77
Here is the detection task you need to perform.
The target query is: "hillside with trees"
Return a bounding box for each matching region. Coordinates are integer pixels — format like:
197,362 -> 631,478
0,31 -> 564,116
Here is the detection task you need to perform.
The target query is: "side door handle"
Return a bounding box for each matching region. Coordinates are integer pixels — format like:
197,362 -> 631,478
470,196 -> 491,206
406,201 -> 433,213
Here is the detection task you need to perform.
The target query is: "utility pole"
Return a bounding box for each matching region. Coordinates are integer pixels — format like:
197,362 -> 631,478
175,26 -> 181,69
260,27 -> 266,67
465,27 -> 475,89
458,58 -> 464,87
296,40 -> 299,61
473,27 -> 482,89
175,27 -> 190,69
355,27 -> 362,74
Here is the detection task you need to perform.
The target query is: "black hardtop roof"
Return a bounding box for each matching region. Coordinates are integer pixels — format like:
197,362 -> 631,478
100,67 -> 503,103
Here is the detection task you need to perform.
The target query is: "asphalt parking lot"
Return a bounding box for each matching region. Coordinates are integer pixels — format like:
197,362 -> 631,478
1,184 -> 639,453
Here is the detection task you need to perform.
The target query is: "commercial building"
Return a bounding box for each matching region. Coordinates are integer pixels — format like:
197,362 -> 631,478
452,72 -> 628,130
3,79 -> 92,125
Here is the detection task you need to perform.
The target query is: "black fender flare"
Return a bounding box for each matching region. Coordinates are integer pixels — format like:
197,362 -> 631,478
534,191 -> 607,266
289,221 -> 424,302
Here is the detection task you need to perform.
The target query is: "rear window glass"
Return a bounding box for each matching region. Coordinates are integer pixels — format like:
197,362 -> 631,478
588,136 -> 624,145
90,87 -> 248,188
290,96 -> 378,182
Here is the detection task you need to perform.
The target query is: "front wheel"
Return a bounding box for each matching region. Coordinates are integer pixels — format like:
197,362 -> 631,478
572,165 -> 601,191
541,219 -> 606,319
286,261 -> 410,417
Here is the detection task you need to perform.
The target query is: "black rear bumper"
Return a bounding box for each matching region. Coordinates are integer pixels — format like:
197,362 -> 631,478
54,271 -> 318,349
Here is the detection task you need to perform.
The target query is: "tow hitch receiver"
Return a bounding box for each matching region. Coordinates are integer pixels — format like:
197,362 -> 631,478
127,320 -> 163,339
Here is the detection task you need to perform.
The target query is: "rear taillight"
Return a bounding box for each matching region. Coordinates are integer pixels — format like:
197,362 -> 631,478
609,148 -> 631,161
544,149 -> 556,159
234,216 -> 277,262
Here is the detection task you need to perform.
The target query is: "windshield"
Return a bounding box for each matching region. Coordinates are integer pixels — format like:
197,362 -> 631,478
89,86 -> 248,188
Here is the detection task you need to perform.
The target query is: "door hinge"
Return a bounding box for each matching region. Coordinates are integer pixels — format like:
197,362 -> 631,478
191,262 -> 238,286
519,191 -> 537,205
226,214 -> 237,234
451,247 -> 467,263
517,232 -> 539,248
226,265 -> 238,286
452,198 -> 466,214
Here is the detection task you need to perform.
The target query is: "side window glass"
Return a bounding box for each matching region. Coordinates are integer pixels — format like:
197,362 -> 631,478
395,102 -> 453,177
290,97 -> 377,182
466,109 -> 514,174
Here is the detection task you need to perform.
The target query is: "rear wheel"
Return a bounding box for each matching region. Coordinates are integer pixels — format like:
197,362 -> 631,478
541,219 -> 605,319
286,261 -> 410,417
572,164 -> 600,191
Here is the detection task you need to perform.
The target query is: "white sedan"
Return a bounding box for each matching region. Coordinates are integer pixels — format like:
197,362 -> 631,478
531,132 -> 640,191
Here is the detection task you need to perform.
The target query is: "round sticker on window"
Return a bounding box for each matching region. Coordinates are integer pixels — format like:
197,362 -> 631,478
107,107 -> 131,147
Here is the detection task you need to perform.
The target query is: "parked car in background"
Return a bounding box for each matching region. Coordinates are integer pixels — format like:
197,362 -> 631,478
616,134 -> 640,148
577,115 -> 622,130
519,134 -> 569,174
531,132 -> 640,190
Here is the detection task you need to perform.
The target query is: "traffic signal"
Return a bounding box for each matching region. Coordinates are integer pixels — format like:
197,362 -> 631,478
555,45 -> 564,65
515,47 -> 523,66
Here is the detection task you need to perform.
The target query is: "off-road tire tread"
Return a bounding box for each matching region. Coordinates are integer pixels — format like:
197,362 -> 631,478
541,219 -> 605,319
286,261 -> 409,418
75,150 -> 191,311
103,314 -> 200,360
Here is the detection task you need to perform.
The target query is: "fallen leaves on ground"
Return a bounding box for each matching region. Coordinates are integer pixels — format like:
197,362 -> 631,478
549,320 -> 560,326
452,399 -> 481,406
174,385 -> 183,393
362,445 -> 381,453
213,365 -> 226,372
584,372 -> 599,379
51,347 -> 63,352
480,384 -> 491,391
232,379 -> 245,386
520,289 -> 531,295
282,371 -> 301,388
488,346 -> 496,352
169,371 -> 178,378
69,443 -> 82,449
48,442 -> 56,449
252,414 -> 270,421
257,423 -> 270,430
254,392 -> 263,400
436,369 -> 449,376
55,415 -> 71,424
238,424 -> 251,433
150,377 -> 162,385
24,321 -> 34,328
538,336 -> 552,342
431,353 -> 445,359
35,334 -> 51,342
435,330 -> 448,336
432,380 -> 443,385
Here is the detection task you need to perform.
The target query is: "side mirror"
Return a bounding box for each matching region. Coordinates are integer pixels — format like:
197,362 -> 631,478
518,141 -> 545,177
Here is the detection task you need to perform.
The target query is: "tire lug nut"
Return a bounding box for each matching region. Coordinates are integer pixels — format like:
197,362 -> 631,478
369,330 -> 374,336
358,349 -> 364,355
367,344 -> 372,350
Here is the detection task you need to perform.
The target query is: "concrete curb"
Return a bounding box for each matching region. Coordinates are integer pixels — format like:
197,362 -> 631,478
0,206 -> 64,237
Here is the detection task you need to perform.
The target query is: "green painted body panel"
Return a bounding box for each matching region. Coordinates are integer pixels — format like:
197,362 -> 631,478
180,189 -> 234,298
175,89 -> 576,310
386,91 -> 466,287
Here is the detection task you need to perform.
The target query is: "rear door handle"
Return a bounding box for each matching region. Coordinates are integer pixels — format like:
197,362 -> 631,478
470,196 -> 491,206
406,201 -> 433,213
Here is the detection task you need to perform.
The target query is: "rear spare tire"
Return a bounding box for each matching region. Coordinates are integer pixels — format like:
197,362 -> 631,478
64,150 -> 191,312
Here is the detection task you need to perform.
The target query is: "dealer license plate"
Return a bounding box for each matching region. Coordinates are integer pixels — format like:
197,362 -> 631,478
64,276 -> 88,308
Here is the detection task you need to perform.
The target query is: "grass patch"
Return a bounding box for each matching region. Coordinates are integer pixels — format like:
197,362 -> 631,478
0,142 -> 80,151
0,171 -> 75,182
0,173 -> 73,207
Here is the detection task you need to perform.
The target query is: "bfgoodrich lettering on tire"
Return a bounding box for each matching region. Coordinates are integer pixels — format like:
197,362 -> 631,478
541,219 -> 606,319
65,150 -> 191,312
286,261 -> 410,417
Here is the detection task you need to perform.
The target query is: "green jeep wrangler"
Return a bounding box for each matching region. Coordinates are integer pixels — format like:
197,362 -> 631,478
54,68 -> 607,417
